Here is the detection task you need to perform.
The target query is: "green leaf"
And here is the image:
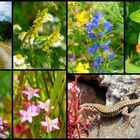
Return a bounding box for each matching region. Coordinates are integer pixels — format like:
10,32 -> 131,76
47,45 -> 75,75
138,33 -> 140,43
129,9 -> 140,23
125,58 -> 140,73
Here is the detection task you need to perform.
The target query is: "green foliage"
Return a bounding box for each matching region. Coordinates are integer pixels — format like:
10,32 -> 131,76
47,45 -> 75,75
129,9 -> 140,23
125,2 -> 140,73
0,21 -> 12,40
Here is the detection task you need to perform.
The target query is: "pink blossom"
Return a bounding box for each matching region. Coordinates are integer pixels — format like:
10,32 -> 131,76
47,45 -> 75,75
38,99 -> 51,112
22,86 -> 40,100
19,104 -> 40,123
41,116 -> 59,132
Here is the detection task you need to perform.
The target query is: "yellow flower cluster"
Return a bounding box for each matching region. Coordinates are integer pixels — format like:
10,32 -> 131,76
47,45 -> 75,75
75,62 -> 89,73
68,2 -> 76,6
42,25 -> 60,52
76,11 -> 88,25
31,8 -> 48,36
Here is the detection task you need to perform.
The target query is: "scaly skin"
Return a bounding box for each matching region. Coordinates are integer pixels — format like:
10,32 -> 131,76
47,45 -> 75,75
80,98 -> 140,117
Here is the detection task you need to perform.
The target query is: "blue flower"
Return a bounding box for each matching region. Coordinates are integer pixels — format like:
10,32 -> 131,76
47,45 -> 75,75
108,53 -> 116,60
87,32 -> 96,39
103,45 -> 109,50
97,32 -> 103,37
96,57 -> 103,63
104,21 -> 113,32
98,70 -> 103,73
88,47 -> 96,54
94,11 -> 103,20
105,40 -> 111,45
93,43 -> 101,49
91,62 -> 100,68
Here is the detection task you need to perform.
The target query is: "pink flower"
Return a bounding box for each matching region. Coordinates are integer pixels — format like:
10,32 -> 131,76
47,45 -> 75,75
38,99 -> 51,112
41,116 -> 59,132
22,86 -> 40,100
19,104 -> 40,123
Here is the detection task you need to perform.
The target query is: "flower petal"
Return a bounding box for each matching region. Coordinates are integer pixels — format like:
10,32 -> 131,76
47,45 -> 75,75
41,121 -> 48,127
34,88 -> 40,93
21,116 -> 27,123
19,110 -> 26,116
28,94 -> 33,100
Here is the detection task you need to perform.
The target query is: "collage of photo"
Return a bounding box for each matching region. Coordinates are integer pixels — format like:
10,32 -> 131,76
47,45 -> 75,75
0,1 -> 140,139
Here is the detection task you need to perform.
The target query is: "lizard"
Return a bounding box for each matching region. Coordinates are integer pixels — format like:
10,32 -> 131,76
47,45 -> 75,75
80,91 -> 140,127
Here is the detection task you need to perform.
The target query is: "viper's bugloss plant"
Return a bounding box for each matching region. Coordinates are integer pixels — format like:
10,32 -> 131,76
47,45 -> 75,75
68,2 -> 124,73
13,2 -> 66,69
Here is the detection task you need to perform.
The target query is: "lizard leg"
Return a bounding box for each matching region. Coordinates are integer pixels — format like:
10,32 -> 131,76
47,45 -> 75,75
121,107 -> 135,128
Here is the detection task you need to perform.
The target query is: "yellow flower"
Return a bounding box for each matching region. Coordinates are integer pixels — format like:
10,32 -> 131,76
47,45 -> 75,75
76,11 -> 88,25
68,2 -> 76,6
75,62 -> 89,73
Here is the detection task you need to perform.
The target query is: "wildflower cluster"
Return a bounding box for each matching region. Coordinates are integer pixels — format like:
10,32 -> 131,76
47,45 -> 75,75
13,54 -> 31,69
0,117 -> 10,138
14,2 -> 66,69
19,85 -> 59,133
68,11 -> 120,73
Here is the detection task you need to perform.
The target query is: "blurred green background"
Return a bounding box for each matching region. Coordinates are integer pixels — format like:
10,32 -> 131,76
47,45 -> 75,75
125,2 -> 140,59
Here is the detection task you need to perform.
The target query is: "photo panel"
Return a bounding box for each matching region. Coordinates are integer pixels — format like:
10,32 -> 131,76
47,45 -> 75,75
68,2 -> 124,73
13,2 -> 66,69
68,74 -> 140,138
125,1 -> 140,73
0,71 -> 12,138
13,71 -> 66,138
0,1 -> 12,69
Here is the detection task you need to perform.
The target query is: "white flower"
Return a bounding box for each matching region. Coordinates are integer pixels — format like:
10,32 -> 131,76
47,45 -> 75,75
13,54 -> 25,65
41,116 -> 59,132
43,13 -> 54,23
18,32 -> 27,40
13,24 -> 22,32
54,17 -> 60,22
52,35 -> 64,47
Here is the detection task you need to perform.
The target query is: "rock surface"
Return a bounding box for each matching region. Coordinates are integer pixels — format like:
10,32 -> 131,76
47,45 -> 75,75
0,42 -> 11,69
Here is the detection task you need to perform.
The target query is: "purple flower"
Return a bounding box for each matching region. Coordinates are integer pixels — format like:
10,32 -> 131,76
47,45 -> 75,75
69,56 -> 76,62
104,21 -> 113,32
22,86 -> 40,100
19,105 -> 40,123
96,57 -> 103,63
103,45 -> 109,50
108,53 -> 116,60
41,116 -> 59,132
93,43 -> 101,49
88,47 -> 96,54
38,99 -> 53,112
91,62 -> 100,68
